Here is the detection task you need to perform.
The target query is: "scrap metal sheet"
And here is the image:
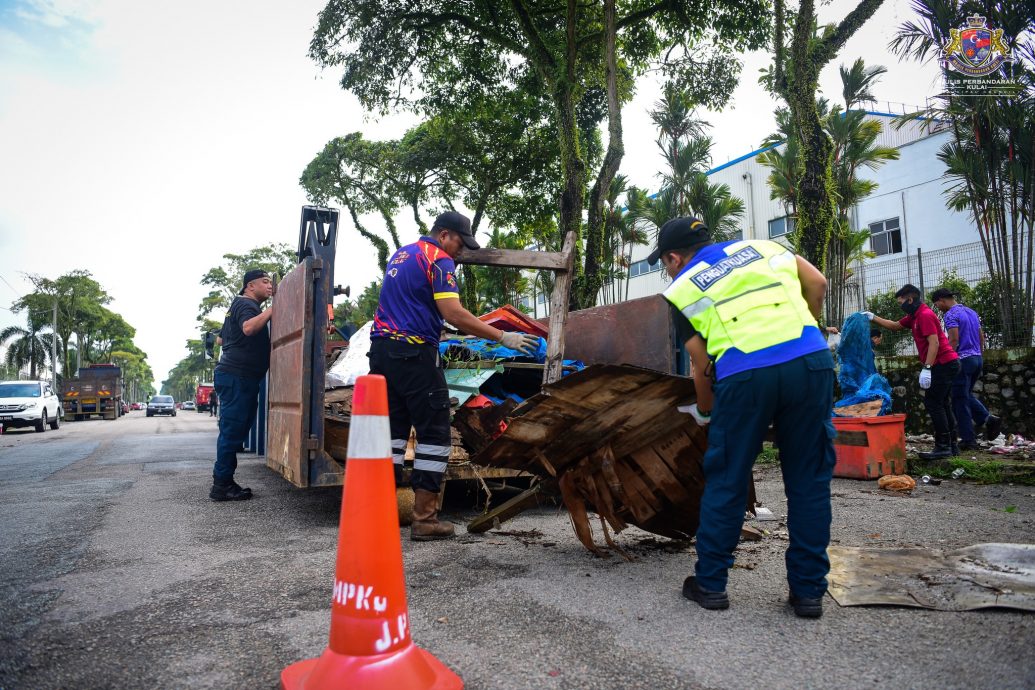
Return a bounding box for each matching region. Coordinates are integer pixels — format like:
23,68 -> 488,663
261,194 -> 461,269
828,543 -> 1035,611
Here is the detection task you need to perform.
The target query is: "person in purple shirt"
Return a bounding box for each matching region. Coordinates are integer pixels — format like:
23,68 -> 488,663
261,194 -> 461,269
931,288 -> 1002,449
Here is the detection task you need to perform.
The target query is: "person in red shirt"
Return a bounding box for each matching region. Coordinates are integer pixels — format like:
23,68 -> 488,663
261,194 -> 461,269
865,284 -> 960,461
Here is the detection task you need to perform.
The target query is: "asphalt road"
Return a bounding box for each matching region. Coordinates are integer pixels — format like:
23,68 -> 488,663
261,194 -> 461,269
1,412 -> 1033,690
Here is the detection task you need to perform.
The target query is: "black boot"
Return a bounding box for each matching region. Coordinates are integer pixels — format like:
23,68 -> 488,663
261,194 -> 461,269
789,592 -> 824,618
210,480 -> 253,501
984,415 -> 1002,441
682,576 -> 730,610
919,433 -> 953,462
950,440 -> 960,457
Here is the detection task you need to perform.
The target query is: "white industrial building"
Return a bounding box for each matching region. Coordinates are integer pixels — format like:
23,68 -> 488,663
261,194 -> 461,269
522,110 -> 990,318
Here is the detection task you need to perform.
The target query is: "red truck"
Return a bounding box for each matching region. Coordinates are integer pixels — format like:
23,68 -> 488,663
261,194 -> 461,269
195,383 -> 215,412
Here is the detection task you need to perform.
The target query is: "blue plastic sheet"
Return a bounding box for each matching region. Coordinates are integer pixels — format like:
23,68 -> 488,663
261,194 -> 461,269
835,312 -> 892,415
439,336 -> 548,362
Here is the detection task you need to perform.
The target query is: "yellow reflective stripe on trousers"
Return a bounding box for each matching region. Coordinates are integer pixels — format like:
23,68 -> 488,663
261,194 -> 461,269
347,415 -> 392,459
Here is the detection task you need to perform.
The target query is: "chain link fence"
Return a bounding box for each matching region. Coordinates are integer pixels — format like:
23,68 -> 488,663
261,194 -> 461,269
842,235 -> 1035,354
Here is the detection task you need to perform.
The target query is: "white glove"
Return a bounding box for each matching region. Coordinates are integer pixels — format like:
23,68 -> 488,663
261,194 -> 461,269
677,403 -> 712,426
918,367 -> 932,390
862,311 -> 874,321
498,331 -> 539,355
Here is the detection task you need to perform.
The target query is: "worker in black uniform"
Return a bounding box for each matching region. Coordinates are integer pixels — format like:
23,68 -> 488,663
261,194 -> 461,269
368,211 -> 538,540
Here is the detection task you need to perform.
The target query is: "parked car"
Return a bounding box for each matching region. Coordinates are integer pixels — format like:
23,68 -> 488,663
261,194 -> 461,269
130,402 -> 143,411
146,395 -> 177,417
0,380 -> 61,432
182,401 -> 197,411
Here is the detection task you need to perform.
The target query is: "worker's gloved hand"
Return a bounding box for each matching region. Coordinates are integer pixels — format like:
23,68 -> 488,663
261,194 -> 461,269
862,311 -> 875,321
498,331 -> 539,355
677,403 -> 712,426
918,367 -> 932,390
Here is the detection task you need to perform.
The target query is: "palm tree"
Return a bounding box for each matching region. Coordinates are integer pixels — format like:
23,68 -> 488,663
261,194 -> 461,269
1,316 -> 54,380
840,58 -> 888,109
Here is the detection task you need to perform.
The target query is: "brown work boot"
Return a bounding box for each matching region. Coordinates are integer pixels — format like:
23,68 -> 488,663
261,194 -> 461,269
410,488 -> 455,541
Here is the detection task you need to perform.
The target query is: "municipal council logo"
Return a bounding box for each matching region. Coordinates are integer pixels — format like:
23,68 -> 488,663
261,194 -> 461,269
942,15 -> 1012,76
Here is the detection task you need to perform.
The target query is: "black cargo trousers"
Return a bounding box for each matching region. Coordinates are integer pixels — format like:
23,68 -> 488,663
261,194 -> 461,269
367,337 -> 451,493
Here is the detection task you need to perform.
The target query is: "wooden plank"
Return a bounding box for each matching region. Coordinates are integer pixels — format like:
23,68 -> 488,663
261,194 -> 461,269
461,248 -> 569,271
543,231 -> 576,385
466,480 -> 555,533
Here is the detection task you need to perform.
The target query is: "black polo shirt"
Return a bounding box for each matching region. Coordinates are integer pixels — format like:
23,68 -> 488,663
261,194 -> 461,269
215,296 -> 270,379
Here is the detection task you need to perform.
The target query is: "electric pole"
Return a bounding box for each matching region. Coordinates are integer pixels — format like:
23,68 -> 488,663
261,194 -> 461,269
52,299 -> 59,386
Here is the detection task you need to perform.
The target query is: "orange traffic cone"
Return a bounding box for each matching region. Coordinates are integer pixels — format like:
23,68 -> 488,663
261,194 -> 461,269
281,374 -> 463,690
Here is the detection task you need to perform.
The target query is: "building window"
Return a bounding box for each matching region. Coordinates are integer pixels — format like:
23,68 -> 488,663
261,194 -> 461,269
869,217 -> 902,256
768,215 -> 795,239
536,291 -> 546,305
628,258 -> 663,279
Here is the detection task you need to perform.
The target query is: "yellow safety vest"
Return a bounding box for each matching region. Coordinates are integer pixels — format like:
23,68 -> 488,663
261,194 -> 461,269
663,240 -> 825,379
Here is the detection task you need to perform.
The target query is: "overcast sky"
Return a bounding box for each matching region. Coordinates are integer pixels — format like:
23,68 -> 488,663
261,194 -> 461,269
0,0 -> 942,386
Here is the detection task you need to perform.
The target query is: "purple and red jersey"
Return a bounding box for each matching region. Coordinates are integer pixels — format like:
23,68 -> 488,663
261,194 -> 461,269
372,237 -> 459,345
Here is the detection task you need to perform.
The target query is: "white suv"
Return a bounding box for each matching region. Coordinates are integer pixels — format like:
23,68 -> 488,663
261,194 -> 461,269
0,380 -> 61,433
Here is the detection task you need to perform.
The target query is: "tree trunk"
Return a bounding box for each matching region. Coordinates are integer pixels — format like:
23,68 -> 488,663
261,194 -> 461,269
552,0 -> 585,312
575,0 -> 623,310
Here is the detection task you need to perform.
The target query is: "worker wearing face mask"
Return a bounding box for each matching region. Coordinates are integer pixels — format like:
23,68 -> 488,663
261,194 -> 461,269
865,283 -> 960,460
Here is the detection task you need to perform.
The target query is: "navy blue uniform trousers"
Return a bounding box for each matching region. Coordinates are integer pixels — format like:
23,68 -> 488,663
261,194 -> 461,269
695,349 -> 836,599
213,370 -> 261,483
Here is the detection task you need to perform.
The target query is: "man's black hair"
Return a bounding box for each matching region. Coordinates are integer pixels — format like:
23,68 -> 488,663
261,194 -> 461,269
870,329 -> 882,339
930,287 -> 956,302
895,284 -> 921,299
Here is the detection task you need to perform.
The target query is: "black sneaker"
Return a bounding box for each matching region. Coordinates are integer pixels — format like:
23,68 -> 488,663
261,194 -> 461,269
682,576 -> 729,610
959,440 -> 980,451
210,481 -> 253,502
789,592 -> 823,618
984,415 -> 1002,442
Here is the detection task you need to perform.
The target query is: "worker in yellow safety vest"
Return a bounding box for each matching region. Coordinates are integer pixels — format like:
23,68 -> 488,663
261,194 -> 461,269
652,216 -> 835,618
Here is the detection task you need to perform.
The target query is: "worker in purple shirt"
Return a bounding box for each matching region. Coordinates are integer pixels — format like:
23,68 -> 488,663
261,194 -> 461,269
931,288 -> 1002,449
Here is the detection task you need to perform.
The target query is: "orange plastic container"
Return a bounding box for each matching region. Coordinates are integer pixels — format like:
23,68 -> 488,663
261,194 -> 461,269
831,414 -> 908,479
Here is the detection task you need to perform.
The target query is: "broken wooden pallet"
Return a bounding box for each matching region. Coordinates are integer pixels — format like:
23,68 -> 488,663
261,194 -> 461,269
468,364 -> 756,557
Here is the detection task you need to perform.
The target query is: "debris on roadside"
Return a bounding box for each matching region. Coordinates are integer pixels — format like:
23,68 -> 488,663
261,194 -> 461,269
878,475 -> 916,492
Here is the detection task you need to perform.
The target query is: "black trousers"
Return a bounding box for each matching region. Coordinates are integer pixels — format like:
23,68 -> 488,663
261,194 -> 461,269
368,338 -> 451,493
924,360 -> 960,441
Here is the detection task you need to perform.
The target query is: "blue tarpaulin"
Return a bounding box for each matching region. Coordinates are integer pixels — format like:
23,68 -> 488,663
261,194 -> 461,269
835,312 -> 892,415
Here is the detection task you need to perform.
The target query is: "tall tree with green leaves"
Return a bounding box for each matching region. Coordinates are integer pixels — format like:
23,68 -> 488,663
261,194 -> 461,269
16,271 -> 113,375
891,0 -> 1034,346
310,0 -> 769,309
768,0 -> 886,271
759,61 -> 899,325
198,244 -> 297,322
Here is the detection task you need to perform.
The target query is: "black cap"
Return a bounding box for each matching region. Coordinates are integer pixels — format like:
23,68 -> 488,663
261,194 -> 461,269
239,269 -> 270,295
647,217 -> 710,265
432,211 -> 480,250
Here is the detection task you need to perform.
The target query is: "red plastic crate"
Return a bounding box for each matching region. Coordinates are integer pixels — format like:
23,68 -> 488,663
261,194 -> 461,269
831,414 -> 908,479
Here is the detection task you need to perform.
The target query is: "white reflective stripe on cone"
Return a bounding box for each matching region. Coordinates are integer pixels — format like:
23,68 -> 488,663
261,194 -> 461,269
415,443 -> 450,457
414,458 -> 448,473
347,415 -> 392,459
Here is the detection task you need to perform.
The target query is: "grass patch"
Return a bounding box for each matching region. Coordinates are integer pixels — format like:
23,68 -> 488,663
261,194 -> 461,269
911,457 -> 1035,485
756,444 -> 779,465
